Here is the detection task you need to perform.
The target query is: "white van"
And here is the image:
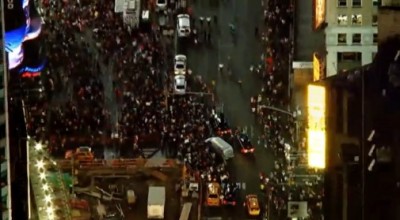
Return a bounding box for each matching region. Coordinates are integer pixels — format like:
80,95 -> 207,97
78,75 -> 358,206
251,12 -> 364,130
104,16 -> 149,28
205,137 -> 234,161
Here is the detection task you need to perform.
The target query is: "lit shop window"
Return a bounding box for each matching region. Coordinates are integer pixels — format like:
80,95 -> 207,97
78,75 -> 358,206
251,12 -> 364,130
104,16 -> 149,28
338,14 -> 348,25
352,34 -> 361,44
338,33 -> 347,44
338,0 -> 347,7
352,14 -> 362,25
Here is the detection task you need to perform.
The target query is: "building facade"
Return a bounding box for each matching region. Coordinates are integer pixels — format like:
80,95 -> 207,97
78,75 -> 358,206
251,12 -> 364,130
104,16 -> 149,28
0,64 -> 9,220
325,0 -> 379,77
1,4 -> 10,219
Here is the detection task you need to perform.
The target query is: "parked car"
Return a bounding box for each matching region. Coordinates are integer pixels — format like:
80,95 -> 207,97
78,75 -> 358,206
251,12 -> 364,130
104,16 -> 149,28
174,75 -> 187,94
177,14 -> 191,37
174,54 -> 187,75
236,133 -> 255,154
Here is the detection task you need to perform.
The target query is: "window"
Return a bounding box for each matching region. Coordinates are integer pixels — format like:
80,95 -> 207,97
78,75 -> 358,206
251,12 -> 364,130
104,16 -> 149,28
373,33 -> 378,44
373,0 -> 380,6
338,0 -> 347,6
372,15 -> 378,26
338,15 -> 348,25
338,33 -> 347,44
338,52 -> 362,62
352,14 -> 362,25
352,34 -> 361,44
352,0 -> 361,7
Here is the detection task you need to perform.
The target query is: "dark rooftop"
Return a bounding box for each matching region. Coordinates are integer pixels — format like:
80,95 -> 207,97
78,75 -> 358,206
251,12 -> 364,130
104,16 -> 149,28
325,35 -> 400,220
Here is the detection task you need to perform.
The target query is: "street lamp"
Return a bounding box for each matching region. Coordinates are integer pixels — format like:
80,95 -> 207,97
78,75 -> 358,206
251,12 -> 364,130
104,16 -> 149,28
36,159 -> 45,169
39,172 -> 46,180
34,142 -> 43,151
44,195 -> 52,204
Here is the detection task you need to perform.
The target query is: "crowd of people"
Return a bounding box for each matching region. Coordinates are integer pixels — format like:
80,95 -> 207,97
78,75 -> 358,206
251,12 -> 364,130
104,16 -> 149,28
21,0 -> 326,219
36,0 -> 231,181
252,0 -> 324,219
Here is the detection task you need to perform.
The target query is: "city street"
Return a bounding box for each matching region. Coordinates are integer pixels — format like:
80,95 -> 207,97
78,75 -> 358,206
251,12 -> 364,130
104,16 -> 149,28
187,0 -> 276,218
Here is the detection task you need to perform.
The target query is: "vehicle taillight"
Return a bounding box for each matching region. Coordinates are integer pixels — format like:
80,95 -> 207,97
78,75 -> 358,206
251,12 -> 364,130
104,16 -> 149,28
250,148 -> 255,152
232,201 -> 236,206
223,200 -> 227,204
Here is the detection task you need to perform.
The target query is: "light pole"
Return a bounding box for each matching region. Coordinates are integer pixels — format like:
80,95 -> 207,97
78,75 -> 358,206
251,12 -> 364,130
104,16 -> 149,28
361,66 -> 365,220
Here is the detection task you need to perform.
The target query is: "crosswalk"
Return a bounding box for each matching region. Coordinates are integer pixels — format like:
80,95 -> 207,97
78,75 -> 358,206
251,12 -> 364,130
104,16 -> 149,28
221,182 -> 246,190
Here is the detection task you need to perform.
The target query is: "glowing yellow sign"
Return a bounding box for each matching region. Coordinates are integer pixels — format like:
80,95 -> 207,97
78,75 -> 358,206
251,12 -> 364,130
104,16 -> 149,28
313,53 -> 321,81
307,85 -> 326,169
314,0 -> 326,30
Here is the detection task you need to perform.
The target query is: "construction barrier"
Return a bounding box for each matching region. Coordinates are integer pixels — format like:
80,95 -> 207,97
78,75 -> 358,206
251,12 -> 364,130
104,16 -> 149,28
57,158 -> 177,171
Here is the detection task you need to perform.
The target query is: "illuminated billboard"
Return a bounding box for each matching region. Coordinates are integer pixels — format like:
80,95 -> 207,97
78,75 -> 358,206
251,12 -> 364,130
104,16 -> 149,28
4,0 -> 42,69
17,35 -> 47,78
307,85 -> 326,169
313,0 -> 325,30
313,53 -> 321,81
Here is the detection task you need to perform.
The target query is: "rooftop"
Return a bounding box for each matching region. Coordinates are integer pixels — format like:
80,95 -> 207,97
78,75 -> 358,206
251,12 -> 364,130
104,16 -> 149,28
325,34 -> 400,220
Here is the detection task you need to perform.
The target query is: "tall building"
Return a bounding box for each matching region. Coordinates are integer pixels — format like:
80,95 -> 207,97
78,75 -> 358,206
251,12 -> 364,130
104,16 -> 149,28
1,12 -> 11,220
325,0 -> 379,77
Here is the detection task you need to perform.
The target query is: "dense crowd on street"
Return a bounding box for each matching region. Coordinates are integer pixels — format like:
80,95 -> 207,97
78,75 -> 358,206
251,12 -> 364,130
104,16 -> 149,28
32,0 -> 232,180
20,0 -> 325,219
252,0 -> 324,219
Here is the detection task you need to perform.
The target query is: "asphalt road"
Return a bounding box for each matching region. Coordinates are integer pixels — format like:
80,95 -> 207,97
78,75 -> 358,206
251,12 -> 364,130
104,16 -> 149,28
186,0 -> 277,219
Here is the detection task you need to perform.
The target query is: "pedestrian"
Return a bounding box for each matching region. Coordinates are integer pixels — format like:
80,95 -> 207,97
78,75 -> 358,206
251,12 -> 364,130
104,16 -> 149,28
218,64 -> 224,74
199,17 -> 204,27
206,17 -> 212,28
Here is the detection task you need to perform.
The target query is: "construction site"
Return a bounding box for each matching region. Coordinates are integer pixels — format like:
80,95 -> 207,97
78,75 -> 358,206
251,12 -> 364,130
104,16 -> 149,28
28,139 -> 201,220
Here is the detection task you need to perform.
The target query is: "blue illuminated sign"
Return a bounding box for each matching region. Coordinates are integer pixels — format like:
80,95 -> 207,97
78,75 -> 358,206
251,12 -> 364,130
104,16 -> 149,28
4,0 -> 42,70
18,59 -> 46,73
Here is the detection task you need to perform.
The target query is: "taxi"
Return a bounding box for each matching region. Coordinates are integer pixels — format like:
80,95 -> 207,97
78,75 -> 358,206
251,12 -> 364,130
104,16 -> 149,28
65,146 -> 94,162
245,194 -> 261,216
206,182 -> 221,206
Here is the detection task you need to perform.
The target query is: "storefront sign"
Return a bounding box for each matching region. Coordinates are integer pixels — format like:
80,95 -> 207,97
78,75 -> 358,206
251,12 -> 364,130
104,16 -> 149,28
313,0 -> 325,30
307,85 -> 326,169
313,54 -> 321,81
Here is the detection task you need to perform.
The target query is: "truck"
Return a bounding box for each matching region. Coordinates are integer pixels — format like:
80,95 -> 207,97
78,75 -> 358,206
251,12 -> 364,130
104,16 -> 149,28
147,186 -> 166,219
